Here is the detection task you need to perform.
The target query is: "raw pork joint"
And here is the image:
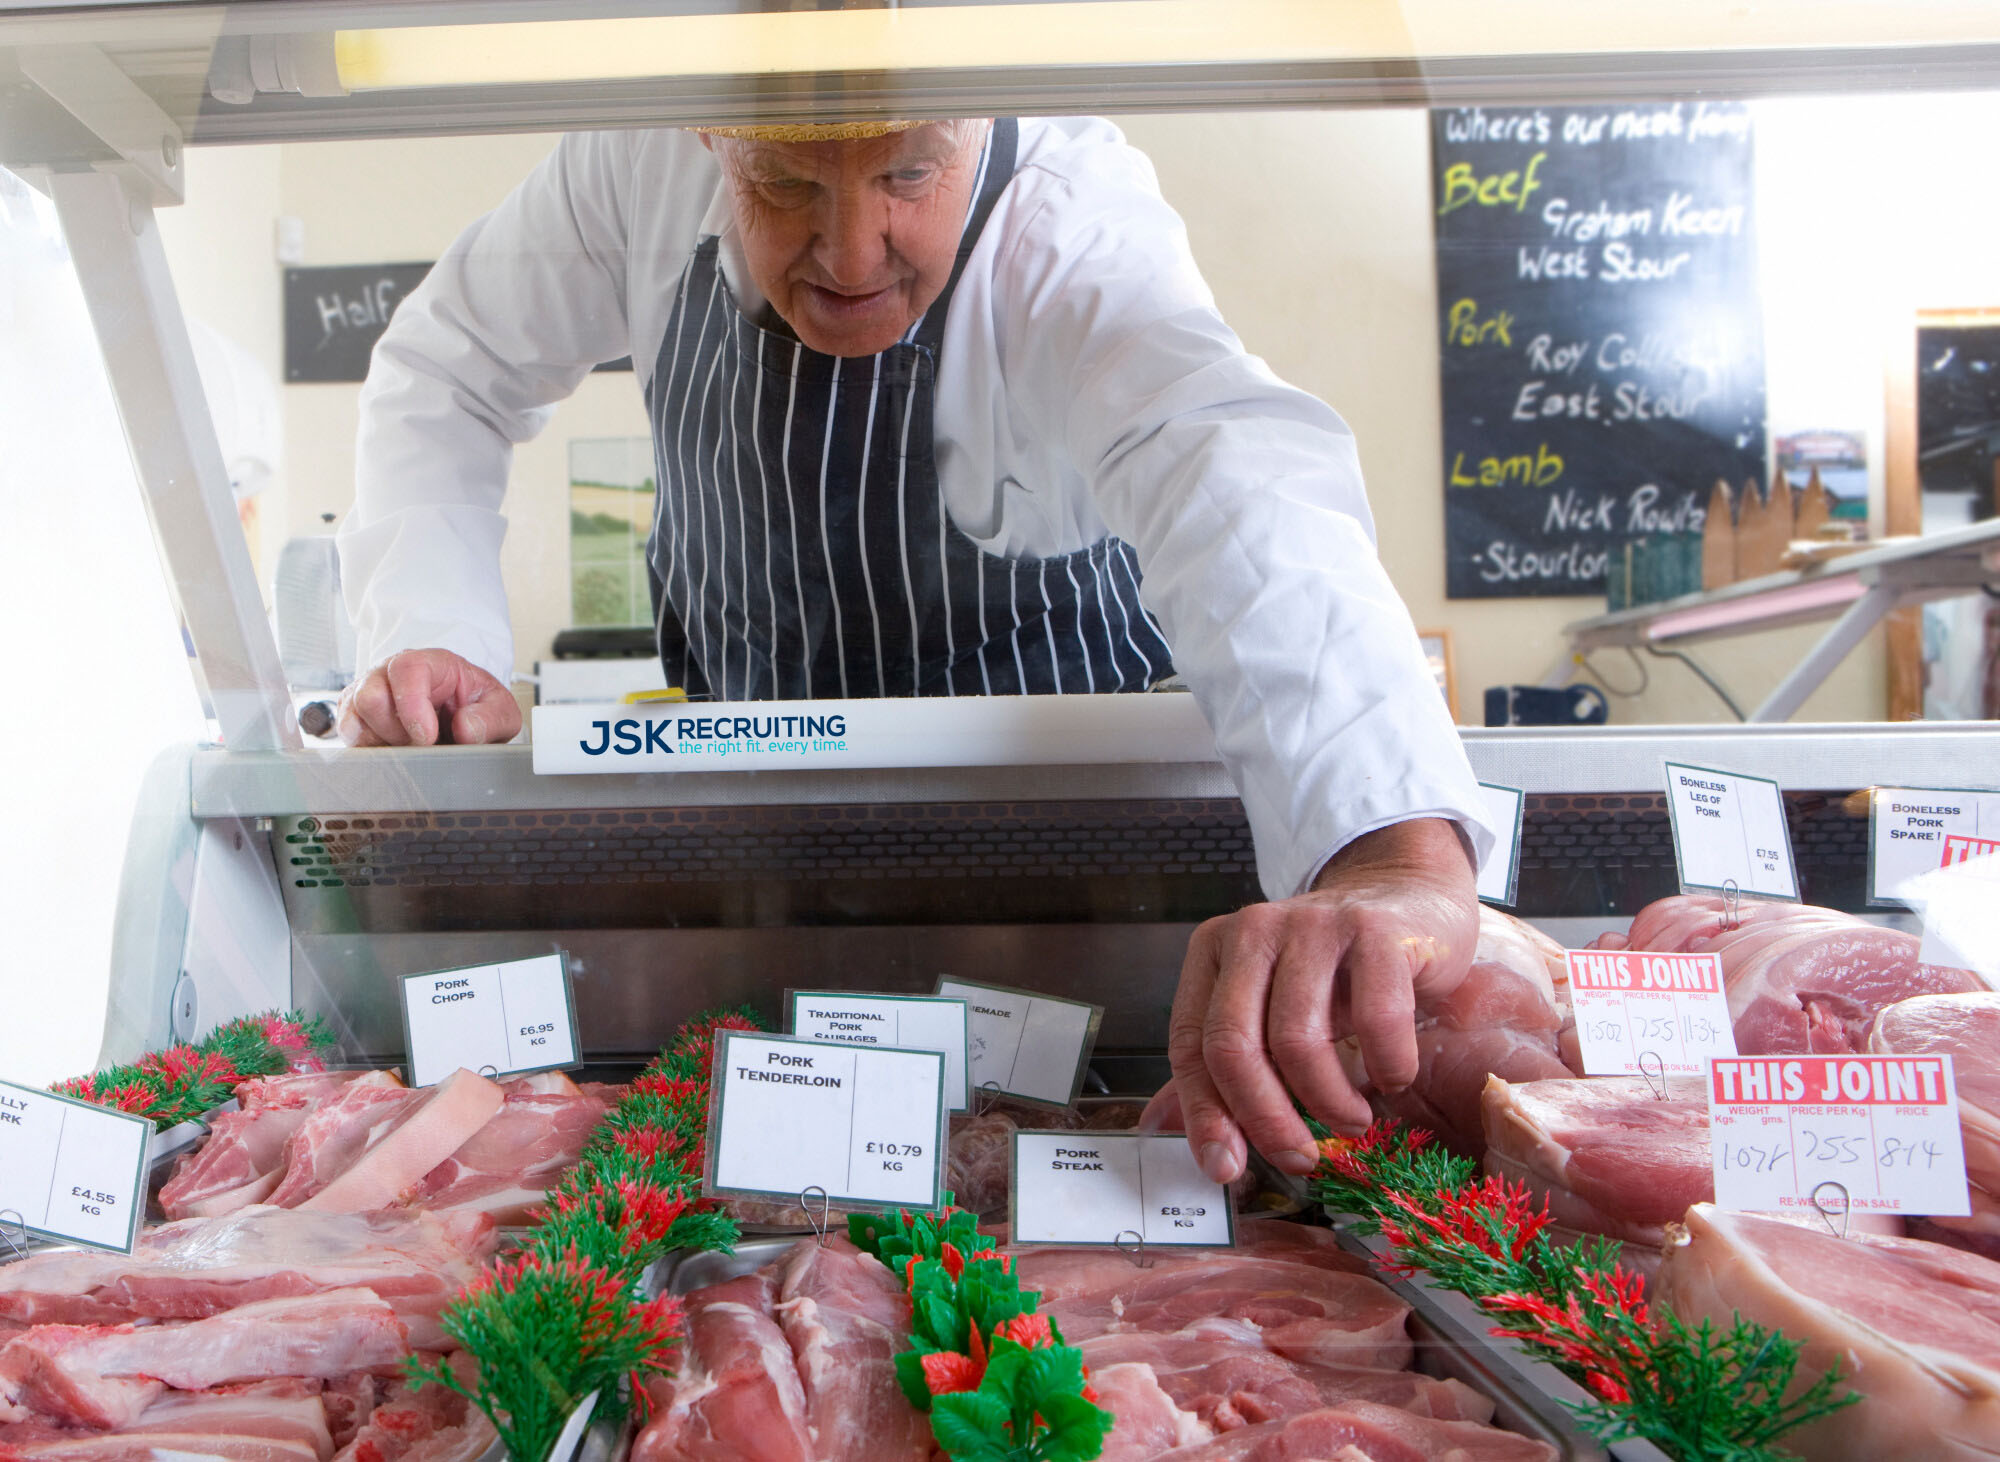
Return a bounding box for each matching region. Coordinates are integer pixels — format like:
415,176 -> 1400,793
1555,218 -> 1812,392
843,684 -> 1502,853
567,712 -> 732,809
1149,1400 -> 1558,1461
1659,1204 -> 2000,1460
633,1271 -> 812,1462
771,1239 -> 930,1460
393,1072 -> 610,1225
0,1208 -> 493,1351
1619,893 -> 1985,1053
160,1073 -> 392,1221
301,1070 -> 506,1214
1869,993 -> 2000,1190
1092,1362 -> 1209,1462
1342,908 -> 1579,1154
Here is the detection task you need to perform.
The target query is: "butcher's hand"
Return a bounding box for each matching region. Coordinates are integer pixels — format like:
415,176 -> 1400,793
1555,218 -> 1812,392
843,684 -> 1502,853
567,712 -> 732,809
1160,817 -> 1478,1185
338,649 -> 522,747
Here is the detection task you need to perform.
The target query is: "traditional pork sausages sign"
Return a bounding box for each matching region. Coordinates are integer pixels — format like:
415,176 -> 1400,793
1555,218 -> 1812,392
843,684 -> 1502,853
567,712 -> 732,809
0,1079 -> 150,1252
1432,102 -> 1766,598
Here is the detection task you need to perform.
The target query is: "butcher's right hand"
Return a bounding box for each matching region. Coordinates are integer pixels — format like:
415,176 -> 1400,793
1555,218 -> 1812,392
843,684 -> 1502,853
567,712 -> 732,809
338,649 -> 521,747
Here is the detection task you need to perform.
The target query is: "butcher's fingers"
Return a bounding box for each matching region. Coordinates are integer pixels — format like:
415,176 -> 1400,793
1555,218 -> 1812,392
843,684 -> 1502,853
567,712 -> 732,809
385,653 -> 445,745
1198,907 -> 1324,1178
1341,927 -> 1422,1095
1267,927 -> 1373,1135
339,663 -> 412,746
1137,1080 -> 1185,1134
1167,920 -> 1249,1186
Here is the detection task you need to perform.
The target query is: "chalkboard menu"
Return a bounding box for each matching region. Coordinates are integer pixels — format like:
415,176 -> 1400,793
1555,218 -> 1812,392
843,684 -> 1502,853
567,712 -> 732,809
284,262 -> 632,383
1432,103 -> 1766,598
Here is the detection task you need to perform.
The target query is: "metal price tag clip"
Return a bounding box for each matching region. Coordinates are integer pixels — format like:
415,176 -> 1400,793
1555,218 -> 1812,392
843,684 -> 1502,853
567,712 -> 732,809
801,1185 -> 831,1248
1114,1229 -> 1151,1269
0,1209 -> 29,1263
1811,1180 -> 1851,1240
1637,1049 -> 1668,1103
477,1065 -> 500,1078
975,1080 -> 1002,1115
1717,879 -> 1742,933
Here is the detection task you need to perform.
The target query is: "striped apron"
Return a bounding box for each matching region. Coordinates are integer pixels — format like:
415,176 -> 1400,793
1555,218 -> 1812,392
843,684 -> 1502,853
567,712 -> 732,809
643,118 -> 1173,701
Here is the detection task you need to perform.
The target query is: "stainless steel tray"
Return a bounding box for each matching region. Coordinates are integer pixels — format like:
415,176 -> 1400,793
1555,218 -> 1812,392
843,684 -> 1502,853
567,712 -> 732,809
1330,1225 -> 1676,1462
658,1233 -> 1588,1458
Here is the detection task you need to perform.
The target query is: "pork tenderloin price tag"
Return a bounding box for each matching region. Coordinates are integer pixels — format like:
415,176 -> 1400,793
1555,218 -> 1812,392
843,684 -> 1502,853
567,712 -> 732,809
706,1032 -> 945,1210
0,1079 -> 150,1252
398,953 -> 580,1088
1566,949 -> 1737,1076
1475,783 -> 1526,907
788,992 -> 971,1112
1663,761 -> 1799,901
935,977 -> 1101,1108
1867,786 -> 2000,905
1009,1131 -> 1234,1248
1707,1054 -> 1970,1218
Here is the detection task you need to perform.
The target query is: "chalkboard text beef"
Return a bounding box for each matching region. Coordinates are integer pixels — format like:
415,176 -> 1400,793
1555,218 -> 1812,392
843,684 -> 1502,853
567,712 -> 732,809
1431,103 -> 1766,598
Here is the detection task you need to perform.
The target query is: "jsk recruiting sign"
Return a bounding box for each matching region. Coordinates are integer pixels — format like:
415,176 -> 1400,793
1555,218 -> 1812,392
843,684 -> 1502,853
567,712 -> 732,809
530,694 -> 1218,773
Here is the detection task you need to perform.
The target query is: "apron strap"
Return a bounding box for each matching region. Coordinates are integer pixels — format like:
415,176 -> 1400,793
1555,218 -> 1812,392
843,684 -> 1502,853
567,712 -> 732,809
912,117 -> 1019,355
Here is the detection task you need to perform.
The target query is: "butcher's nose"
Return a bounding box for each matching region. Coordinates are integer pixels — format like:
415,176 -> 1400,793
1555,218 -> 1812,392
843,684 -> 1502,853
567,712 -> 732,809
816,194 -> 890,288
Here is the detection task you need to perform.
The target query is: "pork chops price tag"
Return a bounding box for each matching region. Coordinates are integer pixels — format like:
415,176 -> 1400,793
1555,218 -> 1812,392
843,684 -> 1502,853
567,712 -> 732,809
1663,761 -> 1799,901
706,1032 -> 946,1210
0,1079 -> 150,1252
1566,950 -> 1737,1076
935,978 -> 1102,1107
1707,1054 -> 1971,1218
1010,1131 -> 1234,1248
397,953 -> 580,1088
788,992 -> 971,1112
1867,785 -> 2000,906
1475,783 -> 1526,907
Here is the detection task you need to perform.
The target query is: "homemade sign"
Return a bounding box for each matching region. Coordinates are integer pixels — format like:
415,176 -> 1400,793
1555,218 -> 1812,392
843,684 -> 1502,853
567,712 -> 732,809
0,1080 -> 150,1252
1010,1131 -> 1233,1248
1432,102 -> 1766,598
788,992 -> 971,1111
706,1032 -> 945,1209
1566,949 -> 1736,1076
1707,1053 -> 1970,1218
1663,761 -> 1799,900
1869,786 -> 2000,904
935,977 -> 1101,1108
398,953 -> 579,1088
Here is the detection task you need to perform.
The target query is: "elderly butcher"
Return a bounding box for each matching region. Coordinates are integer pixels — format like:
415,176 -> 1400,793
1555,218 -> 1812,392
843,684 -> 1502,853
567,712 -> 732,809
337,115 -> 1493,1184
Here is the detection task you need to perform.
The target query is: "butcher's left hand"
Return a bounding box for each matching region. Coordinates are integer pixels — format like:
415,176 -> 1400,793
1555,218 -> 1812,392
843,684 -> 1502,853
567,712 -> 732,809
1157,817 -> 1478,1186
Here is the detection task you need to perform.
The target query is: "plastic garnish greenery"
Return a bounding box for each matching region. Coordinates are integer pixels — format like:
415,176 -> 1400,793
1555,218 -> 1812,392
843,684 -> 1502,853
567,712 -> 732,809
1309,1119 -> 1857,1461
50,1009 -> 336,1126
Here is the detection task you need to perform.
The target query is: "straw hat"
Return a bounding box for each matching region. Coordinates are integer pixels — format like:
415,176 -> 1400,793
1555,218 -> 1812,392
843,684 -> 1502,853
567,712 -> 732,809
692,120 -> 927,142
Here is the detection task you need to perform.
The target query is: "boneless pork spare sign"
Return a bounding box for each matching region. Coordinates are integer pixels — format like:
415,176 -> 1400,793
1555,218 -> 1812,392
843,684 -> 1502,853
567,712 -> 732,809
1431,102 -> 1767,598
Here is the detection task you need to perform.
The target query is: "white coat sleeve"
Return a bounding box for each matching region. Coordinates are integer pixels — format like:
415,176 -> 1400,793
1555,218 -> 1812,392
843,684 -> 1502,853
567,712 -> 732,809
993,159 -> 1494,901
340,132 -> 640,685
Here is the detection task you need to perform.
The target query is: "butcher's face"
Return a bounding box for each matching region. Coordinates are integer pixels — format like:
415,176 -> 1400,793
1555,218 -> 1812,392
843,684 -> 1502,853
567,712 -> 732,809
710,122 -> 988,358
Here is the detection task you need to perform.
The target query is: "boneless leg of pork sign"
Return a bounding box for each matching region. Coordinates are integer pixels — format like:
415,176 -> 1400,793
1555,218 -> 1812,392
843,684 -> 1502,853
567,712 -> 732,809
705,1032 -> 947,1209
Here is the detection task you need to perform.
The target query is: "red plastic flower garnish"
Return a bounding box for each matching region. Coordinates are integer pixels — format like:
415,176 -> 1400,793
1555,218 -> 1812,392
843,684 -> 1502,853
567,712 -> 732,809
920,1350 -> 984,1396
991,1312 -> 1054,1349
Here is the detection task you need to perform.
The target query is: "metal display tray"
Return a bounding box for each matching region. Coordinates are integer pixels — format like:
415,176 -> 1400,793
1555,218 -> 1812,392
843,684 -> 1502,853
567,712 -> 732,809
659,1233 -> 1591,1459
1330,1226 -> 1676,1462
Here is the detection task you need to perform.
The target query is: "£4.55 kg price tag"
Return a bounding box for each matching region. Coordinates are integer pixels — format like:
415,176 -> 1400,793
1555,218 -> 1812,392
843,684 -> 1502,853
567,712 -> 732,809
0,1079 -> 150,1252
789,992 -> 970,1111
1708,1054 -> 1970,1218
1663,762 -> 1799,902
1010,1132 -> 1233,1248
706,1032 -> 946,1210
936,978 -> 1101,1107
398,953 -> 580,1088
1566,950 -> 1737,1076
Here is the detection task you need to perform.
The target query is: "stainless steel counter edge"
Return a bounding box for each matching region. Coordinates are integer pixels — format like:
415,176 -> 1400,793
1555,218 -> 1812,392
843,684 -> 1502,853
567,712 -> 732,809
191,723 -> 2000,817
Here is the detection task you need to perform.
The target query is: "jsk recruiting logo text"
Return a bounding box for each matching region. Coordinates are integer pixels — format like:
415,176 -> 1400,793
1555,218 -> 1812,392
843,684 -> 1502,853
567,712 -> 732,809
576,713 -> 849,758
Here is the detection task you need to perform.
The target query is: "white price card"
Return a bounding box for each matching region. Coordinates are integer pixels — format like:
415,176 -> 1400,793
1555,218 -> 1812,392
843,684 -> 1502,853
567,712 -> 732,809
1707,1054 -> 1970,1219
1476,783 -> 1526,907
398,953 -> 580,1089
1867,786 -> 2000,905
1663,761 -> 1799,901
706,1032 -> 946,1210
0,1080 -> 150,1252
1010,1131 -> 1234,1248
788,992 -> 971,1112
936,978 -> 1101,1108
1566,950 -> 1737,1076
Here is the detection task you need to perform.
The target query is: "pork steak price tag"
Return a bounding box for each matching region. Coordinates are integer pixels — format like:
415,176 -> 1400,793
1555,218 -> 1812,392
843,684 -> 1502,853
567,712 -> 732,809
1566,949 -> 1736,1076
1707,1054 -> 1970,1218
398,953 -> 580,1088
706,1032 -> 946,1210
935,978 -> 1102,1108
1867,786 -> 2000,905
788,992 -> 971,1112
1009,1131 -> 1234,1249
1476,783 -> 1526,907
1663,761 -> 1799,901
0,1079 -> 150,1252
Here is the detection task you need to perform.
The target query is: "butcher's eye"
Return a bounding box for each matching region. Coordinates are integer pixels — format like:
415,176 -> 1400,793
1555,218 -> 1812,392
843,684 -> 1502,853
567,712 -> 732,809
886,166 -> 937,194
756,178 -> 815,208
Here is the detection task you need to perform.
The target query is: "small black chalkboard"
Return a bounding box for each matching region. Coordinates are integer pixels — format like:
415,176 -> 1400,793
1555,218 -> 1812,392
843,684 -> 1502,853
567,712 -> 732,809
284,262 -> 633,383
1432,103 -> 1767,598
